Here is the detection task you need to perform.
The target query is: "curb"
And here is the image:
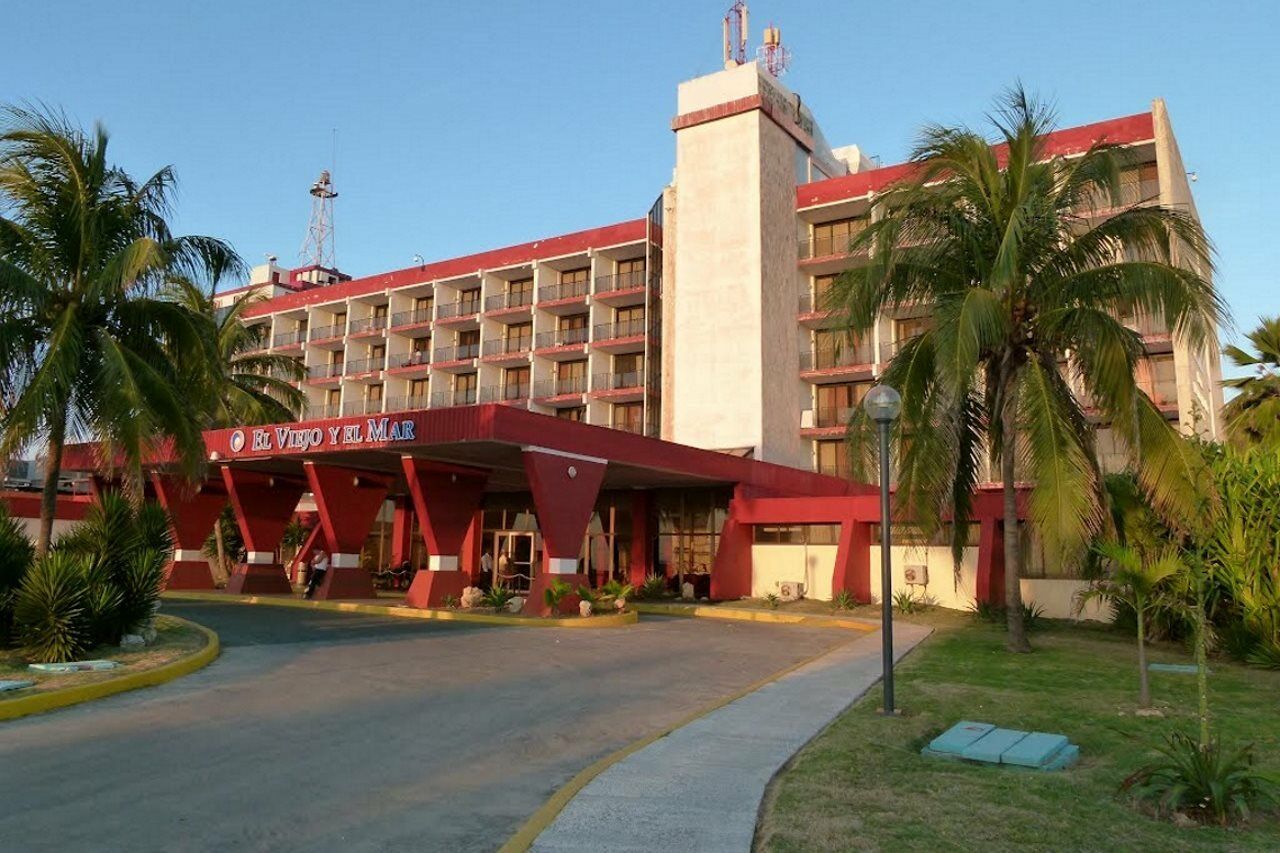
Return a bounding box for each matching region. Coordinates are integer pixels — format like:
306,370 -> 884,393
163,591 -> 639,629
0,616 -> 220,723
631,602 -> 877,632
498,636 -> 861,853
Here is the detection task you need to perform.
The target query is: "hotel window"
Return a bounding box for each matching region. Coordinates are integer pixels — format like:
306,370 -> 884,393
557,360 -> 587,394
329,349 -> 344,367
333,311 -> 347,331
505,322 -> 532,351
894,316 -> 931,351
367,384 -> 383,404
613,353 -> 643,388
815,383 -> 869,427
458,329 -> 479,358
815,439 -> 850,478
459,288 -> 480,314
409,378 -> 428,402
370,344 -> 386,362
455,372 -> 478,404
557,406 -> 586,422
615,305 -> 644,336
1137,355 -> 1177,407
612,401 -> 644,434
296,317 -> 308,334
413,295 -> 434,322
503,366 -> 530,400
813,275 -> 837,311
372,304 -> 388,321
325,388 -> 340,411
616,258 -> 645,288
811,216 -> 868,257
509,278 -> 533,306
410,336 -> 431,364
1120,162 -> 1160,206
559,313 -> 588,345
561,267 -> 590,297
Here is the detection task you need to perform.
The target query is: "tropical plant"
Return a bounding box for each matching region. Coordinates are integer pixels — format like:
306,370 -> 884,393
542,578 -> 572,615
830,88 -> 1221,652
13,551 -> 89,663
1078,542 -> 1182,707
764,592 -> 781,609
636,574 -> 668,600
600,579 -> 634,602
1121,731 -> 1277,827
0,502 -> 34,643
481,584 -> 515,610
1222,316 -> 1280,449
832,589 -> 857,611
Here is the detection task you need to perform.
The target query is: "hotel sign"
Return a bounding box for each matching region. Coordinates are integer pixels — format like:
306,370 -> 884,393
226,417 -> 418,456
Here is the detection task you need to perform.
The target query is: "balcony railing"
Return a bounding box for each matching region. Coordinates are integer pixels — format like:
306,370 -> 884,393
593,371 -> 643,392
1121,313 -> 1170,338
539,279 -> 590,302
308,362 -> 345,380
344,357 -> 384,375
1138,378 -> 1179,408
273,329 -> 306,348
534,327 -> 589,349
811,406 -> 857,429
342,398 -> 385,416
800,345 -> 876,371
388,350 -> 432,369
386,395 -> 431,412
304,403 -> 341,420
798,291 -> 838,314
430,388 -> 478,408
533,376 -> 588,397
798,229 -> 868,260
1081,180 -> 1161,212
309,322 -> 345,341
437,297 -> 481,320
610,419 -> 645,435
350,315 -> 388,334
481,336 -> 532,357
594,269 -> 646,293
479,383 -> 531,403
484,291 -> 533,312
432,343 -> 480,362
390,307 -> 433,328
593,318 -> 647,341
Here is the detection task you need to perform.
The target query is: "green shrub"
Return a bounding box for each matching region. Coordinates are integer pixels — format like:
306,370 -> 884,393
600,579 -> 633,601
831,590 -> 857,611
636,575 -> 668,600
0,504 -> 35,646
441,594 -> 460,609
481,584 -> 516,610
1121,731 -> 1277,826
764,592 -> 781,609
14,552 -> 90,663
969,599 -> 1045,631
542,578 -> 572,614
894,590 -> 918,614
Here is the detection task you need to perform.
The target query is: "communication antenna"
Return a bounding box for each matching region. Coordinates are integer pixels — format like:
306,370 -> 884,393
723,2 -> 748,68
758,23 -> 791,77
299,129 -> 339,271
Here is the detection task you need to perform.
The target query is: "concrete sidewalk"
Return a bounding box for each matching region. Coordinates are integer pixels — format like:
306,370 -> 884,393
530,622 -> 933,853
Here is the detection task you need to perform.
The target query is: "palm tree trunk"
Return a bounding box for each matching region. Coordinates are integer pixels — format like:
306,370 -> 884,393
1194,589 -> 1210,746
214,515 -> 228,582
1002,392 -> 1030,653
35,409 -> 68,559
1137,608 -> 1150,707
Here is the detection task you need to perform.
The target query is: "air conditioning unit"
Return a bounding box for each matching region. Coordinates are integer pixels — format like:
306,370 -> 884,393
777,580 -> 806,601
903,564 -> 928,585
800,409 -> 815,429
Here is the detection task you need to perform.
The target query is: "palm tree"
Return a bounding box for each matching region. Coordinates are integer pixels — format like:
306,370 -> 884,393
1222,316 -> 1280,449
1077,542 -> 1182,707
0,105 -> 243,557
831,88 -> 1221,651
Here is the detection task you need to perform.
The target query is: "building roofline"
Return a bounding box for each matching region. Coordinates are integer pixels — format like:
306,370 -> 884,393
797,111 -> 1157,210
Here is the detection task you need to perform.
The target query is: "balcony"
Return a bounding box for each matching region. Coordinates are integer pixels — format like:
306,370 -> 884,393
430,388 -> 478,408
539,279 -> 590,304
800,345 -> 876,379
1122,314 -> 1173,353
481,336 -> 532,361
342,398 -> 385,416
479,383 -> 530,404
802,407 -> 856,435
534,327 -> 589,350
533,376 -> 588,399
304,403 -> 341,420
307,362 -> 345,382
349,315 -> 388,337
1080,180 -> 1161,215
593,371 -> 643,392
309,322 -> 345,342
386,394 -> 431,412
610,419 -> 645,435
593,270 -> 647,305
432,343 -> 480,364
344,356 -> 384,377
436,298 -> 481,322
1138,377 -> 1179,412
387,350 -> 432,373
273,329 -> 306,349
390,307 -> 433,329
484,291 -> 533,313
592,318 -> 647,353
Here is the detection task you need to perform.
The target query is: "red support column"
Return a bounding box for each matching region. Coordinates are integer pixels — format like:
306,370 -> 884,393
461,511 -> 483,584
975,517 -> 1006,606
831,519 -> 872,603
220,467 -> 306,594
288,522 -> 323,584
303,462 -> 390,600
710,502 -> 753,601
401,456 -> 489,608
523,449 -> 606,615
628,491 -> 653,588
389,497 -> 414,567
150,474 -> 224,590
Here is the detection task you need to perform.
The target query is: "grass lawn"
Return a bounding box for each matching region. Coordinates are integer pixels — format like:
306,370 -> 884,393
757,611 -> 1280,852
0,614 -> 208,699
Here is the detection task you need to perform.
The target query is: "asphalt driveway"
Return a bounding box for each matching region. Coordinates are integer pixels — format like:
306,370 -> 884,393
0,601 -> 849,852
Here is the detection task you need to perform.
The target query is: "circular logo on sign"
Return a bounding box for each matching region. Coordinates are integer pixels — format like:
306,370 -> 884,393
229,430 -> 246,453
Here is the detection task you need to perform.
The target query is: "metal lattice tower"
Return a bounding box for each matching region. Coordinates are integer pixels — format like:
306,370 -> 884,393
299,170 -> 338,269
723,2 -> 748,68
758,24 -> 791,77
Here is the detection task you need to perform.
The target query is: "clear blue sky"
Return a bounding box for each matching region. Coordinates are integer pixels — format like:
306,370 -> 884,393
3,1 -> 1275,353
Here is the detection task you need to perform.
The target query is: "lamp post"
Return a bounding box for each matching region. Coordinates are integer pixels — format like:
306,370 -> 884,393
863,383 -> 902,715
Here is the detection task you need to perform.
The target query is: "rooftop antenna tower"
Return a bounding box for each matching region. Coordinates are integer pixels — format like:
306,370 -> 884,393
300,130 -> 339,270
758,23 -> 791,77
723,2 -> 748,68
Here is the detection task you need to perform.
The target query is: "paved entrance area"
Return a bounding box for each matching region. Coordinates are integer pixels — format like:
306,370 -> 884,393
0,602 -> 848,852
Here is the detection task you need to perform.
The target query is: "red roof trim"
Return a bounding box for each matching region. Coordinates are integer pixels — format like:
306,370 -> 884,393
797,112 -> 1156,210
243,219 -> 648,319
